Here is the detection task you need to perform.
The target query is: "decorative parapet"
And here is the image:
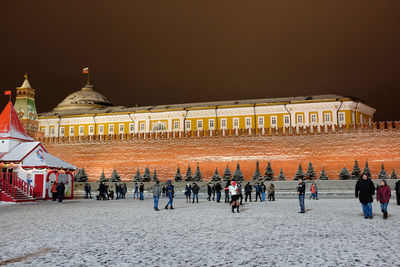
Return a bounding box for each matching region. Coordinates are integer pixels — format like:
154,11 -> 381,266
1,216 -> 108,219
36,121 -> 400,144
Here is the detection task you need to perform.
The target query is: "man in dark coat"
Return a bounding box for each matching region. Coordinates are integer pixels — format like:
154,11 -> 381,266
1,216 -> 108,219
207,184 -> 212,201
139,183 -> 144,200
192,183 -> 199,203
395,180 -> 400,205
254,183 -> 261,202
297,179 -> 306,213
56,182 -> 65,203
355,175 -> 375,219
165,180 -> 175,209
215,183 -> 222,202
244,182 -> 252,202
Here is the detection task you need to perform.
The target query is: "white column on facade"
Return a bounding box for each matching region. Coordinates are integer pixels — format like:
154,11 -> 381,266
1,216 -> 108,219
304,111 -> 310,126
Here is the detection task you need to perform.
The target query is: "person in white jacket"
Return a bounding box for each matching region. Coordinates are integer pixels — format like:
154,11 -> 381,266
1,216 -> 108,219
229,181 -> 240,213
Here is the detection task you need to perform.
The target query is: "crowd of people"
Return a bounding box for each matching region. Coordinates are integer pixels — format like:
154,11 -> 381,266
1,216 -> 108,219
79,177 -> 400,220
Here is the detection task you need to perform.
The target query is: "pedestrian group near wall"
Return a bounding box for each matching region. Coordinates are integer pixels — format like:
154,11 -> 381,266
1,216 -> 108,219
77,175 -> 400,220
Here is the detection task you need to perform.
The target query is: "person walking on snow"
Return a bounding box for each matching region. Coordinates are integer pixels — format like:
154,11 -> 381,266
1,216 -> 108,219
153,181 -> 161,211
139,183 -> 144,200
51,182 -> 58,201
133,183 -> 139,199
185,184 -> 192,203
229,181 -> 240,213
207,184 -> 212,201
297,179 -> 306,213
254,183 -> 261,202
355,174 -> 375,219
260,182 -> 266,202
377,180 -> 391,219
165,180 -> 175,209
215,182 -> 222,202
56,182 -> 65,203
268,184 -> 275,201
192,183 -> 199,203
244,182 -> 252,202
224,181 -> 231,203
211,184 -> 216,201
395,180 -> 400,205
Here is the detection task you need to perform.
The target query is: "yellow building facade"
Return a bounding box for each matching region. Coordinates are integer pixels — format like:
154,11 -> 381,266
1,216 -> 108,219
37,81 -> 375,137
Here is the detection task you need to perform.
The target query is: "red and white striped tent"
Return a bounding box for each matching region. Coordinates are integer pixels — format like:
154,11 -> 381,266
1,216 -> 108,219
0,101 -> 77,202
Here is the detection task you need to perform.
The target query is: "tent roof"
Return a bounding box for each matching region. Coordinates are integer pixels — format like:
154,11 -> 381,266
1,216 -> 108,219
0,141 -> 77,170
0,101 -> 34,141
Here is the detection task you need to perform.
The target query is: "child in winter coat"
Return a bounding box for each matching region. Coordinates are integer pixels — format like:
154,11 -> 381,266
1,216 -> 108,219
377,180 -> 391,219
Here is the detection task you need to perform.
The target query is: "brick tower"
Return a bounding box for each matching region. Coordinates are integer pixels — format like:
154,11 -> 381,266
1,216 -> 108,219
13,75 -> 43,138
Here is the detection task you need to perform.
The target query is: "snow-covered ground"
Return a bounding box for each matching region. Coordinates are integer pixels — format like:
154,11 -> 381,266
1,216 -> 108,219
0,197 -> 399,266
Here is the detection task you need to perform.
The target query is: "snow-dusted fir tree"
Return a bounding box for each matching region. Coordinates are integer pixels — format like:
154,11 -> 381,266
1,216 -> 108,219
306,162 -> 316,180
252,161 -> 263,181
223,165 -> 232,181
378,163 -> 388,179
193,163 -> 203,182
152,169 -> 159,182
99,170 -> 107,182
142,166 -> 152,182
74,169 -> 80,182
211,168 -> 221,182
293,163 -> 305,180
174,165 -> 183,182
363,161 -> 372,179
351,160 -> 362,180
339,166 -> 351,180
390,169 -> 398,179
264,162 -> 274,181
78,168 -> 89,182
133,168 -> 142,182
110,169 -> 121,182
185,164 -> 194,182
277,168 -> 285,181
319,167 -> 329,180
233,163 -> 244,181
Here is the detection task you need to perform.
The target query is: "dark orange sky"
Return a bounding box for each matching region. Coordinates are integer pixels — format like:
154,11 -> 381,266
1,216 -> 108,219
0,1 -> 399,121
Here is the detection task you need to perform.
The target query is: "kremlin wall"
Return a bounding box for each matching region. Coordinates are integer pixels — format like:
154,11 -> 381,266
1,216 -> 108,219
12,75 -> 400,182
40,123 -> 400,182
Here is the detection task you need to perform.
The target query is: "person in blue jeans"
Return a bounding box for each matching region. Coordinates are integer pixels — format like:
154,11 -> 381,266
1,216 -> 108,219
133,183 -> 139,199
139,183 -> 144,200
192,183 -> 199,203
355,175 -> 375,219
153,181 -> 161,211
260,182 -> 266,202
165,180 -> 174,209
297,179 -> 306,213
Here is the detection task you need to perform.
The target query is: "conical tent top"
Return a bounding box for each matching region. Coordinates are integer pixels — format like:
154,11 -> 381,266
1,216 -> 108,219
0,101 -> 34,141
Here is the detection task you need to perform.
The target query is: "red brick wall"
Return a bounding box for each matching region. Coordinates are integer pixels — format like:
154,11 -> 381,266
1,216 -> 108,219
43,130 -> 400,182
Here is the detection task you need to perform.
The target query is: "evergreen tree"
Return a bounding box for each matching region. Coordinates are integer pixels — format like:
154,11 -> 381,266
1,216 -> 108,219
362,161 -> 372,179
185,164 -> 194,182
211,168 -> 221,182
133,168 -> 142,182
174,165 -> 183,182
223,165 -> 232,181
319,167 -> 329,180
152,169 -> 159,182
264,162 -> 274,181
293,163 -> 305,180
378,163 -> 388,179
277,168 -> 285,181
306,162 -> 316,180
142,166 -> 152,182
99,170 -> 107,182
233,163 -> 244,181
193,163 -> 203,182
252,161 -> 263,181
351,160 -> 362,180
339,166 -> 351,180
390,169 -> 398,179
77,168 -> 88,182
74,169 -> 82,182
110,169 -> 121,182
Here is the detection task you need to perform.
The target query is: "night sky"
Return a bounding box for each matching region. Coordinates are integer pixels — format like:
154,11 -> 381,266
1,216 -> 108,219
0,1 -> 399,121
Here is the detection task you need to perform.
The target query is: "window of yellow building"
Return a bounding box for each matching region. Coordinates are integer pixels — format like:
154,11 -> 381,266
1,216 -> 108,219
60,127 -> 65,136
79,126 -> 84,136
221,118 -> 227,129
245,117 -> 251,128
173,121 -> 179,130
89,125 -> 94,135
208,119 -> 215,129
284,115 -> 290,125
109,124 -> 114,134
185,121 -> 191,130
129,123 -> 135,133
69,126 -> 75,136
338,112 -> 345,124
324,113 -> 331,123
258,117 -> 264,128
119,124 -> 124,134
270,116 -> 277,127
297,114 -> 303,124
98,125 -> 104,134
310,114 -> 317,124
197,120 -> 203,130
233,118 -> 239,129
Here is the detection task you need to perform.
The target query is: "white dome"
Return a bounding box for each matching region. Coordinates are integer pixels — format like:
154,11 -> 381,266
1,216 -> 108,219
54,84 -> 112,111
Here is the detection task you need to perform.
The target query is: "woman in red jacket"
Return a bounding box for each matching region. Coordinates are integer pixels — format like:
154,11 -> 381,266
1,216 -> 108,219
377,180 -> 391,219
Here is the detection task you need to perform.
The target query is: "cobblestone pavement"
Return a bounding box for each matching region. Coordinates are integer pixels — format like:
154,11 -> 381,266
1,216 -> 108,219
1,197 -> 399,266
